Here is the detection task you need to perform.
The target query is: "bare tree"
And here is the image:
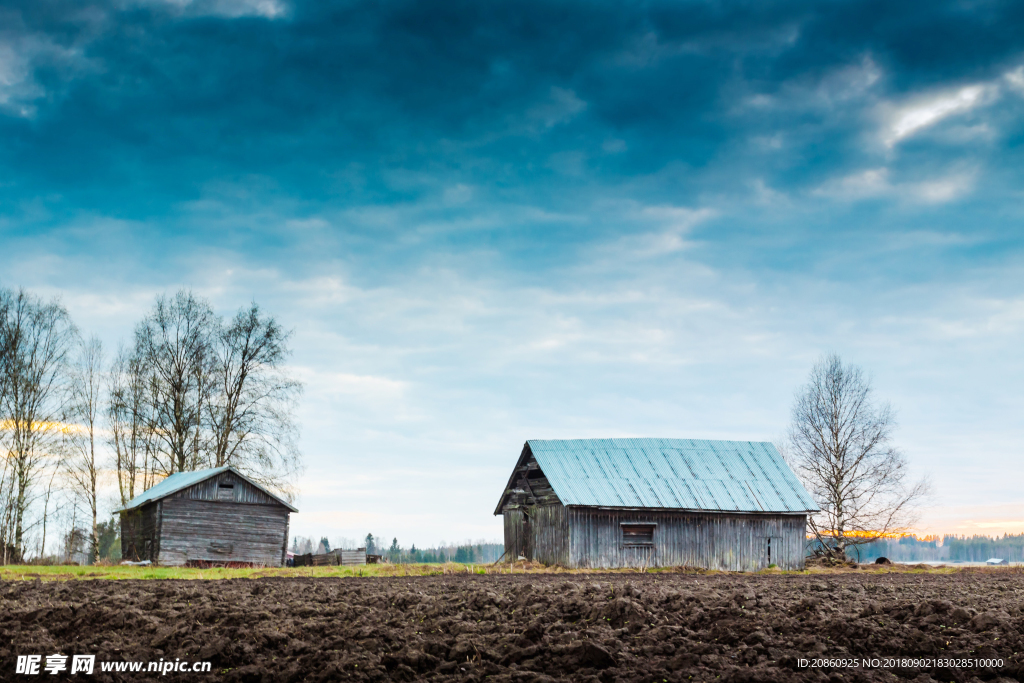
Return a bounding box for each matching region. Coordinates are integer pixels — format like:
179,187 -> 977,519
38,428 -> 69,561
208,303 -> 302,496
66,336 -> 104,562
108,346 -> 157,508
0,289 -> 78,557
134,291 -> 217,475
0,290 -> 11,560
0,290 -> 10,416
788,353 -> 928,561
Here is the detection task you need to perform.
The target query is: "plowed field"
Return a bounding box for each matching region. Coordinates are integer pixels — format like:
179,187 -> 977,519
2,570 -> 1022,682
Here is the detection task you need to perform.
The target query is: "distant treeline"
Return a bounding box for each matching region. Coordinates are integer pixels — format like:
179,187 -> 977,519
850,534 -> 1024,563
291,534 -> 504,564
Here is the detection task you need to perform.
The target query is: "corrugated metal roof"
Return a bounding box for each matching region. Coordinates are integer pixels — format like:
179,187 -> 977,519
520,438 -> 818,514
117,466 -> 298,512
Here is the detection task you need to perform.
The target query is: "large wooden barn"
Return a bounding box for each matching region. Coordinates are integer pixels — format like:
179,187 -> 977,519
118,466 -> 296,567
495,438 -> 818,571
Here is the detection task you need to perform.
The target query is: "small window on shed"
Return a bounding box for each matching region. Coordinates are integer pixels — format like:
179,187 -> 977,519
217,483 -> 235,501
621,523 -> 655,546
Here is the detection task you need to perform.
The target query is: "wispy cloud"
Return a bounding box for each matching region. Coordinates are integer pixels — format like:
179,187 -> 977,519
524,86 -> 588,130
813,166 -> 976,203
0,35 -> 91,117
124,0 -> 288,18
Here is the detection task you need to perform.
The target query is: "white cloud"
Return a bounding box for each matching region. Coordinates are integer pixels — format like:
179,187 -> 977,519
612,205 -> 716,256
442,184 -> 473,205
1005,66 -> 1024,93
816,55 -> 881,102
526,87 -> 587,128
910,173 -> 975,203
300,369 -> 408,400
883,84 -> 992,146
815,167 -> 892,200
126,0 -> 287,19
0,37 -> 89,118
739,55 -> 882,113
0,43 -> 43,117
814,166 -> 975,204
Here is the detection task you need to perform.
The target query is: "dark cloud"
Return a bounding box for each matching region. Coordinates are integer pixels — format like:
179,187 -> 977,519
0,0 -> 1021,247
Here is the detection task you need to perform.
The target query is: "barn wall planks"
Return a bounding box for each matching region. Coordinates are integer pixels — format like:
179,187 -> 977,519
503,505 -> 569,565
157,498 -> 289,566
566,508 -> 806,571
506,504 -> 807,570
503,508 -> 524,559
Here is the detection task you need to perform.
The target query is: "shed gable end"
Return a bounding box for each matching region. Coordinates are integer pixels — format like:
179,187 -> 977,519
170,470 -> 283,507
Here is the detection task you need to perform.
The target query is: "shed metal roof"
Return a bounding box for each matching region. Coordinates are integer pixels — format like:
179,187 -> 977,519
496,438 -> 818,514
117,466 -> 298,512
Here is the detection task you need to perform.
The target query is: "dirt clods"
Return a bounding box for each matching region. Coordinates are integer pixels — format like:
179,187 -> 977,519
0,571 -> 1022,681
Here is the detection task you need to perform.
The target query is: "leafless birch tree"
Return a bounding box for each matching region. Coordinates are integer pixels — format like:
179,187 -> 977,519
108,346 -> 157,508
129,291 -> 303,496
208,303 -> 301,494
134,291 -> 217,475
66,336 -> 104,561
788,353 -> 928,561
0,288 -> 78,557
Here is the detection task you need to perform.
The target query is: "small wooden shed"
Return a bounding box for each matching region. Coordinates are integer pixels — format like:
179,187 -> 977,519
118,466 -> 297,567
495,438 -> 819,571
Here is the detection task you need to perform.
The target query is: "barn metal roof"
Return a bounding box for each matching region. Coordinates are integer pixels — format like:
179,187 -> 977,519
117,466 -> 298,512
499,438 -> 817,514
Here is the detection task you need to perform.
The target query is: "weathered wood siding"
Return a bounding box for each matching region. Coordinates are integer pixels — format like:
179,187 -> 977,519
503,504 -> 569,565
120,469 -> 293,567
157,498 -> 289,566
167,470 -> 280,506
566,507 -> 807,571
503,508 -> 524,559
506,504 -> 806,570
119,502 -> 159,562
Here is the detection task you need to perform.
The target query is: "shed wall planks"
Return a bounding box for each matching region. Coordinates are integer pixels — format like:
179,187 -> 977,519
120,503 -> 159,562
157,498 -> 289,566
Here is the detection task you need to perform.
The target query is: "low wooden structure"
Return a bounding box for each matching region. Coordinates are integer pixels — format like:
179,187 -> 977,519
118,466 -> 297,567
495,438 -> 819,571
292,548 -> 368,567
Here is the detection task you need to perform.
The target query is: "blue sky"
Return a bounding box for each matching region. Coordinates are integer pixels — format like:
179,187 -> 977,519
1,0 -> 1023,546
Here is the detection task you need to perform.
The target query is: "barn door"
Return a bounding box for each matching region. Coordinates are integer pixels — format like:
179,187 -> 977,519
766,536 -> 782,568
520,509 -> 532,560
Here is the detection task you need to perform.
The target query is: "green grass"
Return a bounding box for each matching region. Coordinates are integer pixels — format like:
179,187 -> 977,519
0,561 -> 712,581
0,561 -> 1011,581
0,562 -> 489,581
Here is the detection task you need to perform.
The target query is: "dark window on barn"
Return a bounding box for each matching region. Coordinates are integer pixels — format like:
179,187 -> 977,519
621,523 -> 655,546
218,483 -> 235,501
